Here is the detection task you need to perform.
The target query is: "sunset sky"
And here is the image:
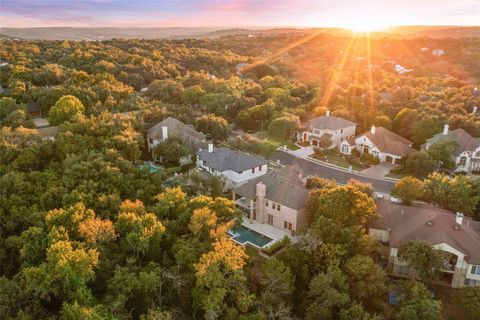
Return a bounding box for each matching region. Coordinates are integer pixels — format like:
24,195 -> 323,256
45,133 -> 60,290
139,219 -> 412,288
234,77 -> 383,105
1,0 -> 479,29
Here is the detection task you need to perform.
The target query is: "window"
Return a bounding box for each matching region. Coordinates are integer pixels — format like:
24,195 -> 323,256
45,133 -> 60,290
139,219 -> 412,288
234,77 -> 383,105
284,221 -> 288,229
258,165 -> 262,171
265,200 -> 269,207
340,129 -> 344,134
471,265 -> 480,276
272,202 -> 275,209
398,265 -> 409,275
288,222 -> 293,230
475,151 -> 480,158
276,204 -> 281,211
252,168 -> 255,174
268,214 -> 273,225
465,279 -> 478,287
148,138 -> 153,143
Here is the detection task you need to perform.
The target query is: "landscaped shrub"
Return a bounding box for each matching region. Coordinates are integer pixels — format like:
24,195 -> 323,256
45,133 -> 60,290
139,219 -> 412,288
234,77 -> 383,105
261,235 -> 291,256
361,152 -> 380,165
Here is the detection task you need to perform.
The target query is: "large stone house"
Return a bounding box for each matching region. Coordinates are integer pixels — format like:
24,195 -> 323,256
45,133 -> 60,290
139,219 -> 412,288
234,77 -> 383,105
233,166 -> 309,234
422,125 -> 480,173
340,126 -> 415,164
295,111 -> 357,148
146,117 -> 207,160
196,146 -> 268,189
370,199 -> 480,288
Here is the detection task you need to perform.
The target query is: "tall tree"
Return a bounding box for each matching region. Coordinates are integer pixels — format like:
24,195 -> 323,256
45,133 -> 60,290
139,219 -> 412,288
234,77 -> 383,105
48,95 -> 85,125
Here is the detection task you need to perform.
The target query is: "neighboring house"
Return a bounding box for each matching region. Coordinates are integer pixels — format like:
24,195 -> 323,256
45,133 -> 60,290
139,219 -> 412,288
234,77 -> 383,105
36,126 -> 58,141
196,145 -> 268,189
146,117 -> 207,160
422,125 -> 480,173
370,199 -> 480,288
26,102 -> 42,117
233,165 -> 309,234
295,111 -> 357,148
341,126 -> 415,164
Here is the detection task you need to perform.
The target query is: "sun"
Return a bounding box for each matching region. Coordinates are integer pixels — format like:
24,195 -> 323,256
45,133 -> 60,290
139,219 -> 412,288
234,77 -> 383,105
344,21 -> 389,33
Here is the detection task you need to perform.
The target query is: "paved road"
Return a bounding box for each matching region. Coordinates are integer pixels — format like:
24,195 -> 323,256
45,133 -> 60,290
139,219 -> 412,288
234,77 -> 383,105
271,150 -> 395,193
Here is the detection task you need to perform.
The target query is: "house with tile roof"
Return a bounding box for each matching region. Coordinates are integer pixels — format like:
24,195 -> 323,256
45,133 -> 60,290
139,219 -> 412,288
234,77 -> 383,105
295,110 -> 357,149
370,199 -> 480,288
233,165 -> 309,234
196,145 -> 268,189
147,117 -> 207,159
341,126 -> 416,164
422,125 -> 480,173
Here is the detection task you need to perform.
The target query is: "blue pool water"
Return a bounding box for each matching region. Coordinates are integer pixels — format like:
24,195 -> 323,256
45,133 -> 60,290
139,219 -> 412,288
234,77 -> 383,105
229,225 -> 273,248
141,162 -> 160,173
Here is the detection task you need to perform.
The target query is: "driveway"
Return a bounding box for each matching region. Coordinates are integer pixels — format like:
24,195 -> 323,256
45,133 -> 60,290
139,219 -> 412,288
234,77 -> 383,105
360,163 -> 397,179
271,150 -> 395,193
286,146 -> 314,159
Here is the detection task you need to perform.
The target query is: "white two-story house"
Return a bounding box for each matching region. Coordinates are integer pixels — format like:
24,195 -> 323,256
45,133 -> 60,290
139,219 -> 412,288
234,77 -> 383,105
196,145 -> 268,189
342,126 -> 415,164
295,111 -> 357,149
233,165 -> 309,235
422,125 -> 480,173
370,199 -> 480,288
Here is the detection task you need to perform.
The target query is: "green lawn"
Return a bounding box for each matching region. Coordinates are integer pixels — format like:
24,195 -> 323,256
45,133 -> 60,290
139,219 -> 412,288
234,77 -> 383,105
314,152 -> 367,171
274,139 -> 300,151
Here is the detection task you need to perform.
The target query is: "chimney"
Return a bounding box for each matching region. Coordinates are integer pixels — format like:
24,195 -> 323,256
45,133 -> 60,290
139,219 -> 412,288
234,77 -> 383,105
326,109 -> 331,117
370,125 -> 376,134
256,182 -> 266,223
443,124 -> 449,135
473,106 -> 478,114
456,212 -> 464,225
162,126 -> 168,141
208,143 -> 214,153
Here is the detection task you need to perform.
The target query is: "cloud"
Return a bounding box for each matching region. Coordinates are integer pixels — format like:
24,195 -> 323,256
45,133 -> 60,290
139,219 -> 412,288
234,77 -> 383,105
1,0 -> 478,27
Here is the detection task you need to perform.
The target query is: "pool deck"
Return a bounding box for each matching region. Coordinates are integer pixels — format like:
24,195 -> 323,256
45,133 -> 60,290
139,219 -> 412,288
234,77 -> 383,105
241,217 -> 290,246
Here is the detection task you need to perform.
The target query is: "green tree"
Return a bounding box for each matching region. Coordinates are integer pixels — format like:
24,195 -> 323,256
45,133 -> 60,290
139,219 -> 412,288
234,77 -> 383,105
405,152 -> 436,179
304,268 -> 350,320
398,241 -> 444,283
392,280 -> 442,320
457,286 -> 480,320
391,176 -> 424,205
181,85 -> 206,105
343,255 -> 387,313
153,136 -> 192,166
195,114 -> 229,140
258,258 -> 295,318
267,114 -> 300,141
48,95 -> 85,125
427,140 -> 458,171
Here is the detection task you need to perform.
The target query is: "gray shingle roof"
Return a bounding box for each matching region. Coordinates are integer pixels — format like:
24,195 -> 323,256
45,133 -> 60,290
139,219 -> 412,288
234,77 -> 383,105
358,127 -> 415,157
426,128 -> 480,157
147,117 -> 207,151
309,115 -> 356,131
197,146 -> 268,173
234,166 -> 308,210
372,200 -> 480,265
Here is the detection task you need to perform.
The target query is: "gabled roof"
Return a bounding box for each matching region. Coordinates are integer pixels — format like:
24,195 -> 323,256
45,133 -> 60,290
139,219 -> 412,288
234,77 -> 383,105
147,117 -> 207,150
308,115 -> 356,131
372,200 -> 480,265
426,128 -> 480,156
37,126 -> 58,139
357,127 -> 415,157
234,165 -> 308,210
197,146 -> 268,173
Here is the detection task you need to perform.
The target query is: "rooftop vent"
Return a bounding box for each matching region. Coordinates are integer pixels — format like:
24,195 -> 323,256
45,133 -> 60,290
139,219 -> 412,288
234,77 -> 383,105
427,221 -> 433,227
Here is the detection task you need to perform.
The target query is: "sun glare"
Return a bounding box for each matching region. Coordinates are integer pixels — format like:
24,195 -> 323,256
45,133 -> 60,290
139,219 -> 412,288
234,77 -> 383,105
347,22 -> 388,33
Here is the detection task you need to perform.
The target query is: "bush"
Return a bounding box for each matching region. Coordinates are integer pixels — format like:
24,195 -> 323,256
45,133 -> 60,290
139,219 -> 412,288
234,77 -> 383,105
360,152 -> 380,165
261,236 -> 290,256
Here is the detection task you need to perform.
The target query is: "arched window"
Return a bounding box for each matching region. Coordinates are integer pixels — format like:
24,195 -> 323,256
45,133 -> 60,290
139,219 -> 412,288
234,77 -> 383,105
459,156 -> 467,166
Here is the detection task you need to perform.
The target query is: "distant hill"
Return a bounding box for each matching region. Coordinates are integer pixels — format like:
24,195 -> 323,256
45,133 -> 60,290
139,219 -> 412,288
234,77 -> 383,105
1,26 -> 478,41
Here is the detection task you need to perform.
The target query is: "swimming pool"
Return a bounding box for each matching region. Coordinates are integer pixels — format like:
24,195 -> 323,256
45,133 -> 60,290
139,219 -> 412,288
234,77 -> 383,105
229,225 -> 273,248
141,161 -> 161,173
